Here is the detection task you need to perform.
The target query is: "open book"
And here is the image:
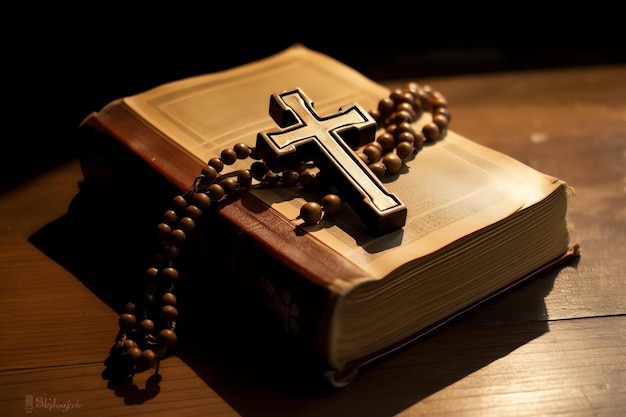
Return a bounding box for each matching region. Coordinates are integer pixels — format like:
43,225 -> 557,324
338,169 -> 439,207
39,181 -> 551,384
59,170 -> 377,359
80,44 -> 577,387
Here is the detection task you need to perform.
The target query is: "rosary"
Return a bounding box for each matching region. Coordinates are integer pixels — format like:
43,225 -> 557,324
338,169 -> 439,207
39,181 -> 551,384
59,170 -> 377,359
104,81 -> 451,381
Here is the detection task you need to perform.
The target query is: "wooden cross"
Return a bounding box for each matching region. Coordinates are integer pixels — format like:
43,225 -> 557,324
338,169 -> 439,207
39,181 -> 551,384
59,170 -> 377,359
256,88 -> 407,235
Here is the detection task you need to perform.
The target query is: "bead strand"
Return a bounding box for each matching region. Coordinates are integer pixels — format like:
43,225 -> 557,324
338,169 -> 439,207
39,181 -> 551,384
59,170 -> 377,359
105,82 -> 451,380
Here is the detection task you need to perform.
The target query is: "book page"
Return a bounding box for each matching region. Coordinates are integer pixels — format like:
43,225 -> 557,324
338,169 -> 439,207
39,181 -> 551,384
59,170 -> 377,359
123,44 -> 562,280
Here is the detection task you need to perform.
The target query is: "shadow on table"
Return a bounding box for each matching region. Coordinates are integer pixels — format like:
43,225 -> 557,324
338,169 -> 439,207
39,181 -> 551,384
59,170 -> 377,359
29,182 -> 576,417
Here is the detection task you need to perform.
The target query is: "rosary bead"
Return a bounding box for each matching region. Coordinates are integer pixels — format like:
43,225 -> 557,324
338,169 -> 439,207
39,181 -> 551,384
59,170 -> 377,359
237,170 -> 253,190
363,143 -> 382,163
161,292 -> 177,306
160,267 -> 179,282
207,183 -> 225,201
434,106 -> 451,122
156,222 -> 171,239
198,169 -> 217,190
396,102 -> 417,121
192,192 -> 212,211
158,329 -> 177,348
369,108 -> 383,125
125,302 -> 136,313
369,161 -> 386,178
162,244 -> 179,260
396,131 -> 415,147
220,177 -> 239,194
184,204 -> 203,220
422,122 -> 441,141
140,319 -> 155,331
142,292 -> 157,307
396,141 -> 416,159
171,195 -> 188,211
146,268 -> 159,282
383,153 -> 403,174
321,194 -> 342,216
126,346 -> 142,361
161,305 -> 179,320
168,228 -> 186,245
282,170 -> 300,187
299,170 -> 316,187
432,113 -> 449,131
376,132 -> 395,153
250,161 -> 269,180
123,339 -> 137,350
262,171 -> 280,187
119,313 -> 137,329
378,97 -> 395,118
162,209 -> 178,225
390,109 -> 413,125
208,158 -> 224,173
140,348 -> 157,368
428,91 -> 448,108
220,148 -> 237,165
300,202 -> 323,224
178,216 -> 196,233
234,143 -> 252,159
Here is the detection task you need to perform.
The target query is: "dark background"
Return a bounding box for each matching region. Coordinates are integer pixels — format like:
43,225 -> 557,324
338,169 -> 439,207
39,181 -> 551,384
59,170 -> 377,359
5,11 -> 625,191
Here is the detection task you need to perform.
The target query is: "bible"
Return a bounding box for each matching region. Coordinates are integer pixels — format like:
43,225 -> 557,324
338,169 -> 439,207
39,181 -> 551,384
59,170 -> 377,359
79,44 -> 577,387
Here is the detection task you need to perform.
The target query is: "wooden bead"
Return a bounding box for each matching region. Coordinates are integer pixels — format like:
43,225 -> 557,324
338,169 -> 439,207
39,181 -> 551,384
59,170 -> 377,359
178,217 -> 195,233
234,143 -> 251,159
422,122 -> 440,141
376,132 -> 395,153
140,349 -> 156,368
383,153 -> 403,174
207,183 -> 225,201
363,143 -> 382,163
161,292 -> 177,306
237,170 -> 252,190
369,161 -> 386,178
126,346 -> 142,361
396,142 -> 416,159
208,158 -> 224,173
168,228 -> 186,245
250,161 -> 268,180
300,202 -> 322,224
140,319 -> 155,331
158,329 -> 177,348
433,113 -> 449,131
322,194 -> 342,216
171,195 -> 188,211
142,292 -> 156,307
162,245 -> 179,260
220,177 -> 238,193
192,192 -> 212,211
378,97 -> 395,117
156,222 -> 171,239
145,267 -> 159,281
160,267 -> 179,282
162,209 -> 178,225
183,204 -> 202,220
396,131 -> 415,146
161,305 -> 178,320
282,170 -> 300,187
220,148 -> 237,165
123,339 -> 137,350
118,313 -> 136,329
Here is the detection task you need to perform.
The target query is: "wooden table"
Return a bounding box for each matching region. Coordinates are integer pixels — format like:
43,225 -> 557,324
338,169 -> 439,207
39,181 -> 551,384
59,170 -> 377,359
1,64 -> 625,416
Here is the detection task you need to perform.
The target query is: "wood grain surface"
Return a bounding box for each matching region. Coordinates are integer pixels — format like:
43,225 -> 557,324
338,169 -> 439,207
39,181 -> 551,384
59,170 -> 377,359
1,64 -> 624,416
